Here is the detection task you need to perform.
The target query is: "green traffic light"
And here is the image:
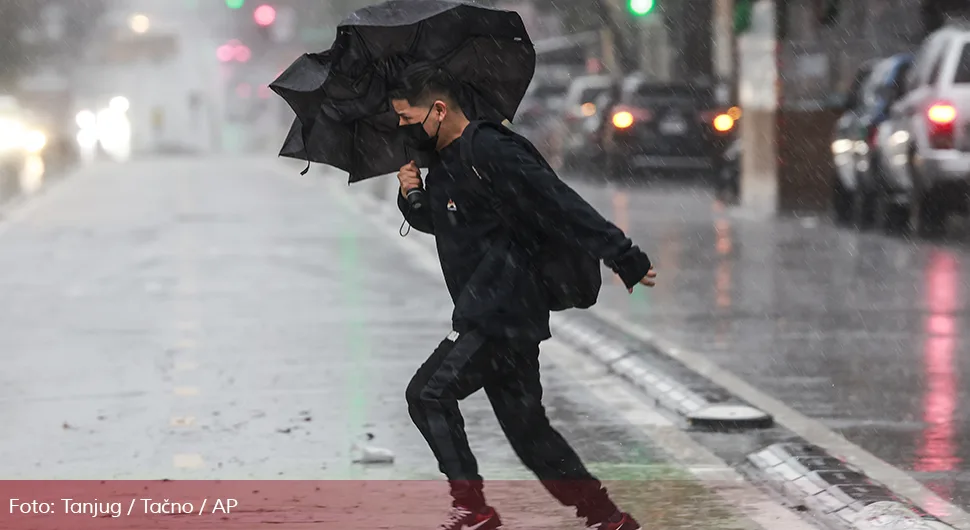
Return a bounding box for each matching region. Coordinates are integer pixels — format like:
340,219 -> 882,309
629,0 -> 654,15
226,0 -> 245,8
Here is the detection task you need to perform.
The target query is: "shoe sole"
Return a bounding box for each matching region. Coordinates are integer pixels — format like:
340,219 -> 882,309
468,519 -> 501,530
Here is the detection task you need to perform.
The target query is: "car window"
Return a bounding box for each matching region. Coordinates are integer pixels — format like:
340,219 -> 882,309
954,42 -> 970,84
625,84 -> 714,107
886,59 -> 913,102
928,51 -> 946,86
579,87 -> 608,105
861,60 -> 892,108
845,63 -> 873,109
907,32 -> 947,91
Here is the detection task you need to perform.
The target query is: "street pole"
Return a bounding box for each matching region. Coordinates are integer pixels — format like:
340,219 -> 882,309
600,27 -> 618,75
738,0 -> 779,217
712,0 -> 735,104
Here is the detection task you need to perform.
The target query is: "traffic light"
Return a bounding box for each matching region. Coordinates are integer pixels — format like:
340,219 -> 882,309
628,0 -> 655,16
217,40 -> 251,62
734,0 -> 752,34
254,4 -> 276,26
225,0 -> 244,8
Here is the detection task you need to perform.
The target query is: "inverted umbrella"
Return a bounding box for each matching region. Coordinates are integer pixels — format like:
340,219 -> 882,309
270,0 -> 536,183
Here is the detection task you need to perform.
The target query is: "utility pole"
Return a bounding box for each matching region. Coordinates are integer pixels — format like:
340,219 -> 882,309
712,0 -> 734,104
737,0 -> 779,216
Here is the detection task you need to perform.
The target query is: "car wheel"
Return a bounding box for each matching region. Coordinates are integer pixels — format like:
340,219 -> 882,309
906,149 -> 947,239
852,187 -> 877,230
832,175 -> 853,226
882,201 -> 910,235
911,188 -> 947,238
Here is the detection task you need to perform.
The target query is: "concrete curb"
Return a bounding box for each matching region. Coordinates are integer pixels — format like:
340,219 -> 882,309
747,443 -> 955,530
552,314 -> 728,423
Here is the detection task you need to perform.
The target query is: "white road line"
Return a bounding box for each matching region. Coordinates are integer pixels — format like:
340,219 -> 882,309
173,386 -> 199,397
542,340 -> 822,530
172,453 -> 205,469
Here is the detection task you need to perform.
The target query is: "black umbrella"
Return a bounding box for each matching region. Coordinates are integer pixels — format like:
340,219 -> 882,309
273,51 -> 439,179
270,0 -> 535,183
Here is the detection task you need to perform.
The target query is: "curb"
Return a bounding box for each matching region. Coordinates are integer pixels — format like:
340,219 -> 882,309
747,443 -> 955,530
550,313 -> 772,430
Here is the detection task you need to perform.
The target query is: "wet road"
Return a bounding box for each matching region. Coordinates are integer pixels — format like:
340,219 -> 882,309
563,172 -> 970,510
0,157 -> 799,529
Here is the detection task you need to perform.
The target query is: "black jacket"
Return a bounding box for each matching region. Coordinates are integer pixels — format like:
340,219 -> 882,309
397,125 -> 652,343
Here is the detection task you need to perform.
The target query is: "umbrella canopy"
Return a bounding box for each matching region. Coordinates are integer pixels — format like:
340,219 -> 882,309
270,0 -> 535,182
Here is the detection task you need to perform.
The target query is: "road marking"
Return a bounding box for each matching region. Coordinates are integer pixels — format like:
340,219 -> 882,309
173,386 -> 199,397
542,339 -> 822,530
173,453 -> 205,469
169,416 -> 196,427
273,163 -> 970,528
174,360 -> 198,372
177,321 -> 200,332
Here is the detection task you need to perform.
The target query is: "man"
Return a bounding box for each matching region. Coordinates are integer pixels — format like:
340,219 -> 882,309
389,63 -> 656,530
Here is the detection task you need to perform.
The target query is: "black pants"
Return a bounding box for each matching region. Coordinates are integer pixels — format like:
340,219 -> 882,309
405,329 -> 617,521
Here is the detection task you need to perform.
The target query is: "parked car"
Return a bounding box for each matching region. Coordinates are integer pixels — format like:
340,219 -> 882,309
512,73 -> 572,156
545,74 -> 615,169
598,75 -> 736,180
871,24 -> 970,236
830,53 -> 914,228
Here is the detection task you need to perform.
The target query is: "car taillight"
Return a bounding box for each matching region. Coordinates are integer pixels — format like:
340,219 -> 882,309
611,106 -> 651,129
612,111 -> 634,129
928,102 -> 956,149
867,125 -> 878,147
713,113 -> 734,132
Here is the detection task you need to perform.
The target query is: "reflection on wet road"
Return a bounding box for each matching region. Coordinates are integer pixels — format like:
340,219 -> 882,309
566,174 -> 970,509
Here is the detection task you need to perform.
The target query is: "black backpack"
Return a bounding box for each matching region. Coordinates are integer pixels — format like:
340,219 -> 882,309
458,120 -> 602,312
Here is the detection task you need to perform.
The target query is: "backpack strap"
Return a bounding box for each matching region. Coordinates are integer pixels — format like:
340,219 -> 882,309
458,121 -> 518,232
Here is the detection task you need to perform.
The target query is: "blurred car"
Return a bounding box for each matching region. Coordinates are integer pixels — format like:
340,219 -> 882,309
546,74 -> 614,169
512,69 -> 573,155
830,53 -> 914,228
872,24 -> 970,236
0,97 -> 50,201
716,131 -> 742,204
598,76 -> 736,180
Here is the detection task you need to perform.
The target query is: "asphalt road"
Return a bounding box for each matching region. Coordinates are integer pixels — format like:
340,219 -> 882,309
561,171 -> 970,511
0,157 -> 815,529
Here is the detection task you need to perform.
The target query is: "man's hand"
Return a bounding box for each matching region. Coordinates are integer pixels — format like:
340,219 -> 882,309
628,268 -> 656,293
398,161 -> 423,198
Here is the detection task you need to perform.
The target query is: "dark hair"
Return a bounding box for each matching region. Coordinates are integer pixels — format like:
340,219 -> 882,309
388,62 -> 463,110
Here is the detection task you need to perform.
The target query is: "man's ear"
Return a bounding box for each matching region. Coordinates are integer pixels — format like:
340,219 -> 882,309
434,100 -> 447,120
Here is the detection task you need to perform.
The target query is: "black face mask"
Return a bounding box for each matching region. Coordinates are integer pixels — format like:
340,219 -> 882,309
402,105 -> 442,152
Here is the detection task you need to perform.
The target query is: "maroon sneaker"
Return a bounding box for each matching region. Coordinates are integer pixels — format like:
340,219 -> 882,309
586,511 -> 641,530
437,504 -> 502,530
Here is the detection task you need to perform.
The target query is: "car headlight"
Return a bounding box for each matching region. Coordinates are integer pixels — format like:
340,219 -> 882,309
24,130 -> 47,153
0,119 -> 25,148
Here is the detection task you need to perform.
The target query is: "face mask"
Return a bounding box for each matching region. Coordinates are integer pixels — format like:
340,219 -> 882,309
403,105 -> 442,152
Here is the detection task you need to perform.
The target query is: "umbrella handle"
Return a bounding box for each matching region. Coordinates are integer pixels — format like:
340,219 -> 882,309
405,187 -> 426,210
